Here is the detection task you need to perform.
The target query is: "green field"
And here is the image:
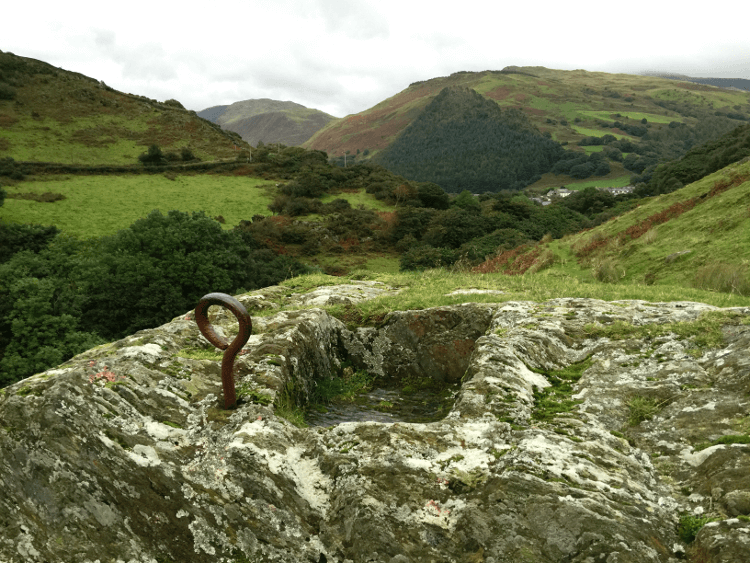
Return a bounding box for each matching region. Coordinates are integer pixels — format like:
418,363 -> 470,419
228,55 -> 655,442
571,126 -> 630,139
564,175 -> 632,190
0,175 -> 274,237
580,110 -> 679,124
320,189 -> 395,212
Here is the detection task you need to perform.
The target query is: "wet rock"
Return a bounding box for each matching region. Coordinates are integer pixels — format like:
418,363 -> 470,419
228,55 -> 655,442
0,288 -> 749,562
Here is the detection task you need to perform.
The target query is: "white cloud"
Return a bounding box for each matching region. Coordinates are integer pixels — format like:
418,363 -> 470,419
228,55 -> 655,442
1,0 -> 748,116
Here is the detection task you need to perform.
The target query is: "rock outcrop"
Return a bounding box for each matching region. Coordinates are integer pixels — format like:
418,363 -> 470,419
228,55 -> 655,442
1,282 -> 749,562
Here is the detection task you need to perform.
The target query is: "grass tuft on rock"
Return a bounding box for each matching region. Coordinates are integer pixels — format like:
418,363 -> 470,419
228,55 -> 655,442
626,396 -> 663,426
531,358 -> 592,422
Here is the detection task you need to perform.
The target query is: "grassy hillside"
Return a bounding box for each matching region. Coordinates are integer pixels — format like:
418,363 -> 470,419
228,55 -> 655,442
305,66 -> 750,190
476,157 -> 750,295
0,50 -> 247,165
200,99 -> 336,147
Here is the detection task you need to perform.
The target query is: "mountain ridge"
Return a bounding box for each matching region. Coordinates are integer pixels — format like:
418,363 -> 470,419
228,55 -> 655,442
304,66 -> 750,189
643,72 -> 750,92
198,98 -> 336,147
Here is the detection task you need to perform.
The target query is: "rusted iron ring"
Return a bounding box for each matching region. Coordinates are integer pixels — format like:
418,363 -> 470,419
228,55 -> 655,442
194,293 -> 252,409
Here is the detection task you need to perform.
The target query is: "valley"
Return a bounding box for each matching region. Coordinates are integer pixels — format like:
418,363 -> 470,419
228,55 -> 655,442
1,48 -> 749,391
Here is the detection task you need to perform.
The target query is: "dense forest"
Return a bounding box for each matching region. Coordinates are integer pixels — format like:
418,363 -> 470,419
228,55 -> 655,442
374,87 -> 564,192
0,208 -> 308,386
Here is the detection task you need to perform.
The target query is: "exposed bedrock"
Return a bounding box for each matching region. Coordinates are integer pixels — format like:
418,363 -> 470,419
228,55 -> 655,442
0,286 -> 748,562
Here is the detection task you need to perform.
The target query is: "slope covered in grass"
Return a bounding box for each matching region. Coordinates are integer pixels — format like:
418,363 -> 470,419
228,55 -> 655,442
571,159 -> 750,290
478,158 -> 750,296
0,50 -> 246,164
306,66 -> 750,161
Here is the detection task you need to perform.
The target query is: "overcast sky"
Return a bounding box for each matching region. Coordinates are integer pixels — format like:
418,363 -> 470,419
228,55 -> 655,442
3,0 -> 748,117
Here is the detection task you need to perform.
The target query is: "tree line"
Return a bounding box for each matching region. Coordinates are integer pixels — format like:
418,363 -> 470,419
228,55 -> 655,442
0,210 -> 307,387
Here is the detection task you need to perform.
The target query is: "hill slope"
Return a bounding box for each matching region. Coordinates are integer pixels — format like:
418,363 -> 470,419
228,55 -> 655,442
305,66 -> 750,189
0,50 -> 246,165
306,67 -> 750,156
646,73 -> 750,92
373,86 -> 563,192
480,157 -> 750,294
199,99 -> 336,147
196,105 -> 229,123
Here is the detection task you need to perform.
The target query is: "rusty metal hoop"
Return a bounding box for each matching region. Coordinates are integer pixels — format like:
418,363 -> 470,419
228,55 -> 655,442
194,293 -> 252,409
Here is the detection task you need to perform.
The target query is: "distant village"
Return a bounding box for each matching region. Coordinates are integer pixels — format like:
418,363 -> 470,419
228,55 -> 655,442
530,185 -> 634,206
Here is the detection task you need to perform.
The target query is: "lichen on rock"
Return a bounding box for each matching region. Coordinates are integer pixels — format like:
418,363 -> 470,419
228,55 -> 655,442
0,285 -> 748,562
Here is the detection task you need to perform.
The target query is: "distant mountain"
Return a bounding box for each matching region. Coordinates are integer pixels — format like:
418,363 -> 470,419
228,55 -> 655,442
304,66 -> 750,190
0,50 -> 247,165
644,72 -> 750,91
198,99 -> 336,147
304,67 -> 750,159
197,105 -> 229,123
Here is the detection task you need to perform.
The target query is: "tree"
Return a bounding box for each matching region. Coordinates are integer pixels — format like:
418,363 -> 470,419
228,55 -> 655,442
81,210 -> 254,338
393,184 -> 418,206
80,210 -> 309,339
417,182 -> 450,209
453,190 -> 480,210
138,144 -> 165,166
0,277 -> 103,385
0,223 -> 60,264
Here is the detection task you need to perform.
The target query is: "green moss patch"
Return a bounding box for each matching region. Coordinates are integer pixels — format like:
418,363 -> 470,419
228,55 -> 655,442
582,310 -> 749,351
176,347 -> 223,361
531,358 -> 593,422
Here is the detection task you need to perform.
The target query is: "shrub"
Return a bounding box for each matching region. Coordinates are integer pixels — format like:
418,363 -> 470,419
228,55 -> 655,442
180,147 -> 196,161
627,396 -> 660,426
0,82 -> 16,100
593,257 -> 625,283
285,198 -> 314,216
138,144 -> 165,166
325,198 -> 352,213
163,99 -> 185,109
693,262 -> 750,296
399,244 -> 457,271
417,182 -> 450,209
678,514 -> 712,543
527,249 -> 558,274
458,229 -> 530,263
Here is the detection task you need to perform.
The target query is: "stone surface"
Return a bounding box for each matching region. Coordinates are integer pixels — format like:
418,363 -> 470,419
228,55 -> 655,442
0,286 -> 749,562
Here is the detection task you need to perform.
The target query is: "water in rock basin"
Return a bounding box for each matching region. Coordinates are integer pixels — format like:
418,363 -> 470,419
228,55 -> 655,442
305,385 -> 459,427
